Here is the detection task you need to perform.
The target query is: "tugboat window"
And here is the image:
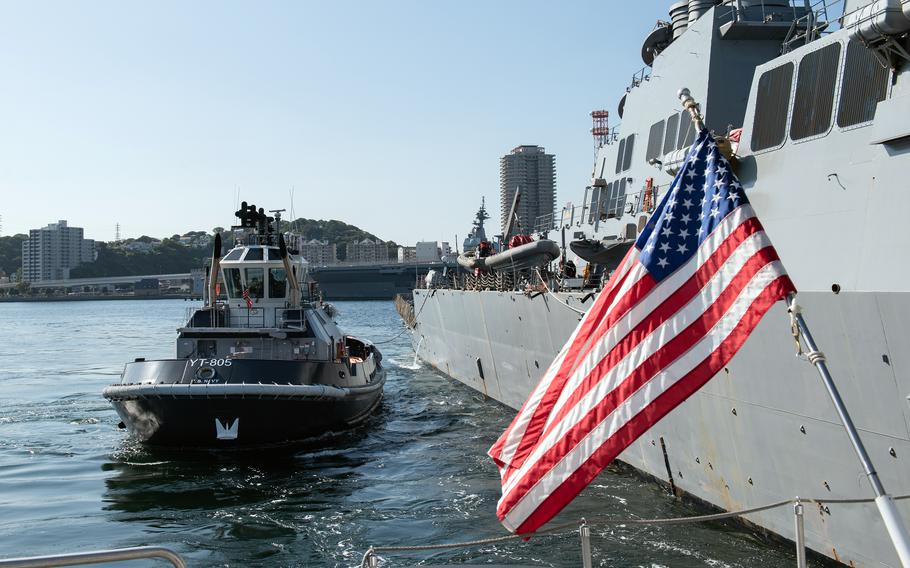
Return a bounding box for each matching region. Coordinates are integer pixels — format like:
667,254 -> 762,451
223,249 -> 243,261
837,40 -> 890,128
267,248 -> 283,261
245,247 -> 264,261
752,62 -> 794,151
245,268 -> 264,298
224,268 -> 243,299
269,268 -> 287,299
791,43 -> 841,141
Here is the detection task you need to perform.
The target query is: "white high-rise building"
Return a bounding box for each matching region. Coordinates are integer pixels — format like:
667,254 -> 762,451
21,220 -> 97,282
500,145 -> 556,234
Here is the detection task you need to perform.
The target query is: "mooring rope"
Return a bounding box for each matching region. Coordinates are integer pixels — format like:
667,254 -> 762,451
372,289 -> 433,345
535,269 -> 587,315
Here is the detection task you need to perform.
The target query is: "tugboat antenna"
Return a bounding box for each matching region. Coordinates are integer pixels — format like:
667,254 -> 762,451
269,209 -> 286,238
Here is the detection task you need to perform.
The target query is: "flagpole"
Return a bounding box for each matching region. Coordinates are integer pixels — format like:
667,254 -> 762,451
678,88 -> 705,132
787,294 -> 910,567
675,87 -> 910,565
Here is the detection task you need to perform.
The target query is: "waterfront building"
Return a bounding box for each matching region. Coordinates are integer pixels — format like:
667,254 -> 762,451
134,278 -> 161,297
21,220 -> 96,282
415,241 -> 441,262
296,238 -> 337,266
345,239 -> 388,264
397,246 -> 417,263
499,145 -> 556,234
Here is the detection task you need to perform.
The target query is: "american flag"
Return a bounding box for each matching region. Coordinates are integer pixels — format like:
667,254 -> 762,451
488,128 -> 795,534
242,288 -> 253,309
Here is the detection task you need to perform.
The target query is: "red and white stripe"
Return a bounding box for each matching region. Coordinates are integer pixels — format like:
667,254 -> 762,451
488,203 -> 795,534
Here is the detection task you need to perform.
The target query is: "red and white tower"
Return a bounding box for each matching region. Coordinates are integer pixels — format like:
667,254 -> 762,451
591,110 -> 610,148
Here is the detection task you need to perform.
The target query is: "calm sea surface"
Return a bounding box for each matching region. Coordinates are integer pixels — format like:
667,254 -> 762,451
0,299 -> 818,567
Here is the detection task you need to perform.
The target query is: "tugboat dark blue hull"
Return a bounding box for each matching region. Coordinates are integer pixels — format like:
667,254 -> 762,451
104,358 -> 385,446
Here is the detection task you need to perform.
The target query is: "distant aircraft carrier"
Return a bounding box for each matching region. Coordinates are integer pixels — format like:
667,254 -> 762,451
403,1 -> 910,566
312,261 -> 449,300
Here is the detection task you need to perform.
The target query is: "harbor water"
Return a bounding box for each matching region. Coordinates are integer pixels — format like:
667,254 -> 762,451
0,299 -> 821,567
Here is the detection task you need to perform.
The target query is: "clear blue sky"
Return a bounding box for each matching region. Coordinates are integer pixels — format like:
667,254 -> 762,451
0,1 -> 665,246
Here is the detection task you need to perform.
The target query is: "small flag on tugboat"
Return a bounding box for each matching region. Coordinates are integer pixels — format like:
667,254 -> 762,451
488,128 -> 796,534
242,288 -> 253,309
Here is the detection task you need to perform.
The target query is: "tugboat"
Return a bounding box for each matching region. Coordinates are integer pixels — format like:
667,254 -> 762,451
103,202 -> 386,446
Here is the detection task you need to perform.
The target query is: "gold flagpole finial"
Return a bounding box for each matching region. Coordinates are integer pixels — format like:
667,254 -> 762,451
678,88 -> 706,132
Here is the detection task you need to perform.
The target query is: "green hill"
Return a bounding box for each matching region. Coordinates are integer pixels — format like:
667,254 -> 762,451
8,217 -> 392,279
286,218 -> 394,261
67,218 -> 392,277
0,234 -> 27,276
70,238 -> 210,278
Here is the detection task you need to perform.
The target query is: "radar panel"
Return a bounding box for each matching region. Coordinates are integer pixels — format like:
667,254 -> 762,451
615,138 -> 626,175
791,43 -> 841,141
837,41 -> 890,129
646,120 -> 665,163
752,62 -> 794,152
622,134 -> 635,172
663,113 -> 679,155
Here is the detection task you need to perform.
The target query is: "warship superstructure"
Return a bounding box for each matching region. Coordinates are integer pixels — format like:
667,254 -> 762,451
404,1 -> 910,565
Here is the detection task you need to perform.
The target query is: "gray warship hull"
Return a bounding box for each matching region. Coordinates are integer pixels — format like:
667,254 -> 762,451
411,288 -> 910,567
406,1 -> 910,565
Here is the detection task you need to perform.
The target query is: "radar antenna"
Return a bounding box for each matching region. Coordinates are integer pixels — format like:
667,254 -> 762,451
269,208 -> 286,236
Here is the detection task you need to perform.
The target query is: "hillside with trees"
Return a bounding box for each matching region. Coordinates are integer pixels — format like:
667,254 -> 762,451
0,234 -> 27,276
285,218 -> 395,261
70,238 -> 210,278
65,218 -> 393,277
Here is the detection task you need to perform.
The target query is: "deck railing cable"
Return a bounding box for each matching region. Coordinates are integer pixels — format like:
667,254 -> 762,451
359,494 -> 910,567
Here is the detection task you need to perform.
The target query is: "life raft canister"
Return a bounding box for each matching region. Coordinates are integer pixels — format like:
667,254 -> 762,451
508,234 -> 533,249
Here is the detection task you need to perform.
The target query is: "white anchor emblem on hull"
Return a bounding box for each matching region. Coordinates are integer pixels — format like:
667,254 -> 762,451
215,418 -> 239,440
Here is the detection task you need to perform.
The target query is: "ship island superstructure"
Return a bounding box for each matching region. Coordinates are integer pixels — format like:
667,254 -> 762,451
404,1 -> 910,565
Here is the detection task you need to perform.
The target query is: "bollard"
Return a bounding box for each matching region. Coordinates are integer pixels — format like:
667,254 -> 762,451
579,520 -> 593,568
794,500 -> 807,568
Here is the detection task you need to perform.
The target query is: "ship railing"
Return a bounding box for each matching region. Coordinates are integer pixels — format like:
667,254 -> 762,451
719,0 -> 802,25
603,125 -> 621,145
782,0 -> 845,50
358,493 -> 910,568
715,0 -> 845,51
627,67 -> 651,92
182,305 -> 310,330
0,546 -> 187,568
533,213 -> 557,234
